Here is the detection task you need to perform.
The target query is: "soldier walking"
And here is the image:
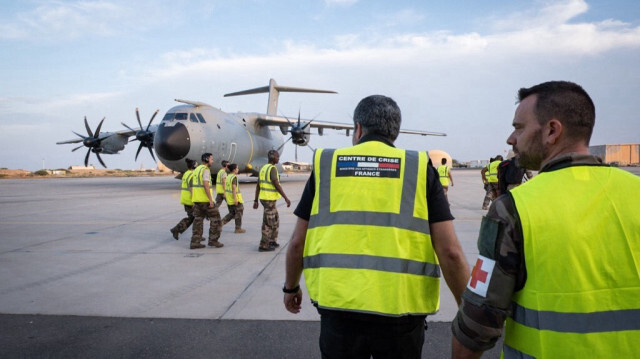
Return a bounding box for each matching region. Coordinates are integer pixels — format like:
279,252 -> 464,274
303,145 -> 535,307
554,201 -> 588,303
253,150 -> 291,252
190,153 -> 223,249
170,158 -> 197,240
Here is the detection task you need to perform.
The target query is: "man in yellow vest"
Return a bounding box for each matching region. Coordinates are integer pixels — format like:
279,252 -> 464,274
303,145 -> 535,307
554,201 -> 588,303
221,163 -> 246,233
253,150 -> 291,252
190,152 -> 223,249
480,155 -> 502,209
283,95 -> 470,358
452,81 -> 640,358
170,158 -> 197,240
214,160 -> 229,208
437,157 -> 454,202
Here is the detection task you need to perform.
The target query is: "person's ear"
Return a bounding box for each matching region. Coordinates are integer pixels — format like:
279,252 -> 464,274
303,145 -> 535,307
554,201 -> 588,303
545,119 -> 563,145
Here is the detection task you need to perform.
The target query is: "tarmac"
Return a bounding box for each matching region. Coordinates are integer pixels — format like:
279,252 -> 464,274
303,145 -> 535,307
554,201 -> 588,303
0,169 -> 525,358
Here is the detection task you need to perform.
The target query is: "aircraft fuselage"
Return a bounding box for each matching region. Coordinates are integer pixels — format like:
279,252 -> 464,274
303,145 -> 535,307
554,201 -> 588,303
154,104 -> 285,174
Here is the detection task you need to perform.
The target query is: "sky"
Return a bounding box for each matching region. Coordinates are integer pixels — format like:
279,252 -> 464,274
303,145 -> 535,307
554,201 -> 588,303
1,0 -> 639,171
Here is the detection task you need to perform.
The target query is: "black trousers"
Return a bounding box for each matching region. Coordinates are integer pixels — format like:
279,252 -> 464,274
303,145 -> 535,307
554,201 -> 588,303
319,314 -> 425,359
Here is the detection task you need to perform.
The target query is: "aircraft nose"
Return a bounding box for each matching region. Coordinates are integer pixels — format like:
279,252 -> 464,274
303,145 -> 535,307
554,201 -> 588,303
154,122 -> 191,161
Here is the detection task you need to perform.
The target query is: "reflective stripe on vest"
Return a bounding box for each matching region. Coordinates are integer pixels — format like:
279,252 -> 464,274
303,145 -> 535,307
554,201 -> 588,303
215,168 -> 226,193
179,169 -> 194,206
259,164 -> 281,200
437,165 -> 450,186
488,160 -> 500,183
191,165 -> 213,203
303,142 -> 440,317
503,165 -> 640,358
224,173 -> 243,204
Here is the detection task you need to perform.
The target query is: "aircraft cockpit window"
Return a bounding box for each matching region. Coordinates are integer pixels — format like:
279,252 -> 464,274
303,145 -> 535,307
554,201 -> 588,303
174,113 -> 188,121
189,113 -> 199,123
162,113 -> 174,122
196,113 -> 206,123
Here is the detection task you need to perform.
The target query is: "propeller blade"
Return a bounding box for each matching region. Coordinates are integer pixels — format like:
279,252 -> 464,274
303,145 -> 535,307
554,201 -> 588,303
146,109 -> 159,131
135,142 -> 144,161
148,147 -> 157,162
121,122 -> 136,132
84,116 -> 93,137
276,136 -> 292,152
73,131 -> 87,140
94,117 -> 105,138
136,108 -> 143,129
301,119 -> 315,130
96,152 -> 107,168
84,148 -> 91,167
72,144 -> 84,152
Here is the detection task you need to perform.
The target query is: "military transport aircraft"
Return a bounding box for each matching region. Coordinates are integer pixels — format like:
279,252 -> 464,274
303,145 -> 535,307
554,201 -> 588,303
57,79 -> 446,173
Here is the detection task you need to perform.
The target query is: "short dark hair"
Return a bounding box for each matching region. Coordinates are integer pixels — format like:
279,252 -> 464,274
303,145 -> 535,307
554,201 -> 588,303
441,158 -> 447,165
185,158 -> 197,170
201,153 -> 212,162
353,95 -> 401,142
221,160 -> 229,167
228,163 -> 238,172
268,150 -> 279,162
518,81 -> 595,144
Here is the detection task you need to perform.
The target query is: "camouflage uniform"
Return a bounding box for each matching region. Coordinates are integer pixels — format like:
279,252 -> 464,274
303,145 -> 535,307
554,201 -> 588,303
171,205 -> 194,236
191,202 -> 222,246
259,199 -> 279,248
222,203 -> 244,230
214,193 -> 226,207
481,182 -> 499,209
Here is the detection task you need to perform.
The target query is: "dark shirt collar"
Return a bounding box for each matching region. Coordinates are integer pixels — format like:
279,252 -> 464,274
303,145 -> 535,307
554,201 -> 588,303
539,153 -> 606,173
358,133 -> 395,147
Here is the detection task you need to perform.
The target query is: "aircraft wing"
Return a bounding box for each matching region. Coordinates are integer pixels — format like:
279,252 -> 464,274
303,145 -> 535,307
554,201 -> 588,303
56,128 -> 137,145
256,116 -> 446,136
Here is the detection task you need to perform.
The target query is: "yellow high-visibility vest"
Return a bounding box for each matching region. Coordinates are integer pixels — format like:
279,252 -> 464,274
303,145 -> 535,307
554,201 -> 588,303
191,164 -> 213,203
224,173 -> 243,205
179,169 -> 194,206
488,160 -> 501,183
504,165 -> 640,358
215,168 -> 227,194
259,164 -> 281,200
303,141 -> 441,316
437,165 -> 450,186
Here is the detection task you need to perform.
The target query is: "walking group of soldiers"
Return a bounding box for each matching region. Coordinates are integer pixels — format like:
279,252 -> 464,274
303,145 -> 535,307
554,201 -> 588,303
169,149 -> 291,251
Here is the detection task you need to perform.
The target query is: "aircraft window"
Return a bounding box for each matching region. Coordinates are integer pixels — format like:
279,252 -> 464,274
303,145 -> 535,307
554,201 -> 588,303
190,113 -> 199,123
196,113 -> 206,123
162,113 -> 174,122
174,113 -> 188,121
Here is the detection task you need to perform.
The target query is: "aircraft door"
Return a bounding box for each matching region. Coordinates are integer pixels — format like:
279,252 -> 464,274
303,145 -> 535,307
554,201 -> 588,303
229,143 -> 237,162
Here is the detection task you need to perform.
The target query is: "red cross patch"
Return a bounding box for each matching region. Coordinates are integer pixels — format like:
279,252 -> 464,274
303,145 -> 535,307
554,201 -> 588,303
467,255 -> 495,297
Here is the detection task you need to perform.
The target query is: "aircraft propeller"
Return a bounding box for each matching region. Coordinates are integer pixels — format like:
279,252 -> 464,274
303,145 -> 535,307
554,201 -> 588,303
121,108 -> 159,162
278,110 -> 317,161
70,116 -> 108,168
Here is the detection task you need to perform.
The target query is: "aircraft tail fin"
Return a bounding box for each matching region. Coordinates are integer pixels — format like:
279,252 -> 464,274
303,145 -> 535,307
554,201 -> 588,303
224,79 -> 336,116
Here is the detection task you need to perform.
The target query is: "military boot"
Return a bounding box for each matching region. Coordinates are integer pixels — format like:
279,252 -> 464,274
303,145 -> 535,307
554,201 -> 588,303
190,242 -> 205,249
208,240 -> 224,248
170,228 -> 179,240
234,228 -> 246,233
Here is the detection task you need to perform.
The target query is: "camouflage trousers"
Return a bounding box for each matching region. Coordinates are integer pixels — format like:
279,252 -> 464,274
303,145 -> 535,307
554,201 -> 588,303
191,202 -> 222,244
482,183 -> 499,208
222,202 -> 244,229
215,193 -> 226,207
172,205 -> 194,234
259,200 -> 279,248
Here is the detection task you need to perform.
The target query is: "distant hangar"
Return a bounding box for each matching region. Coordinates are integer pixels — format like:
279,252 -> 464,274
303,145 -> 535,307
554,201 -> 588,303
589,144 -> 639,166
